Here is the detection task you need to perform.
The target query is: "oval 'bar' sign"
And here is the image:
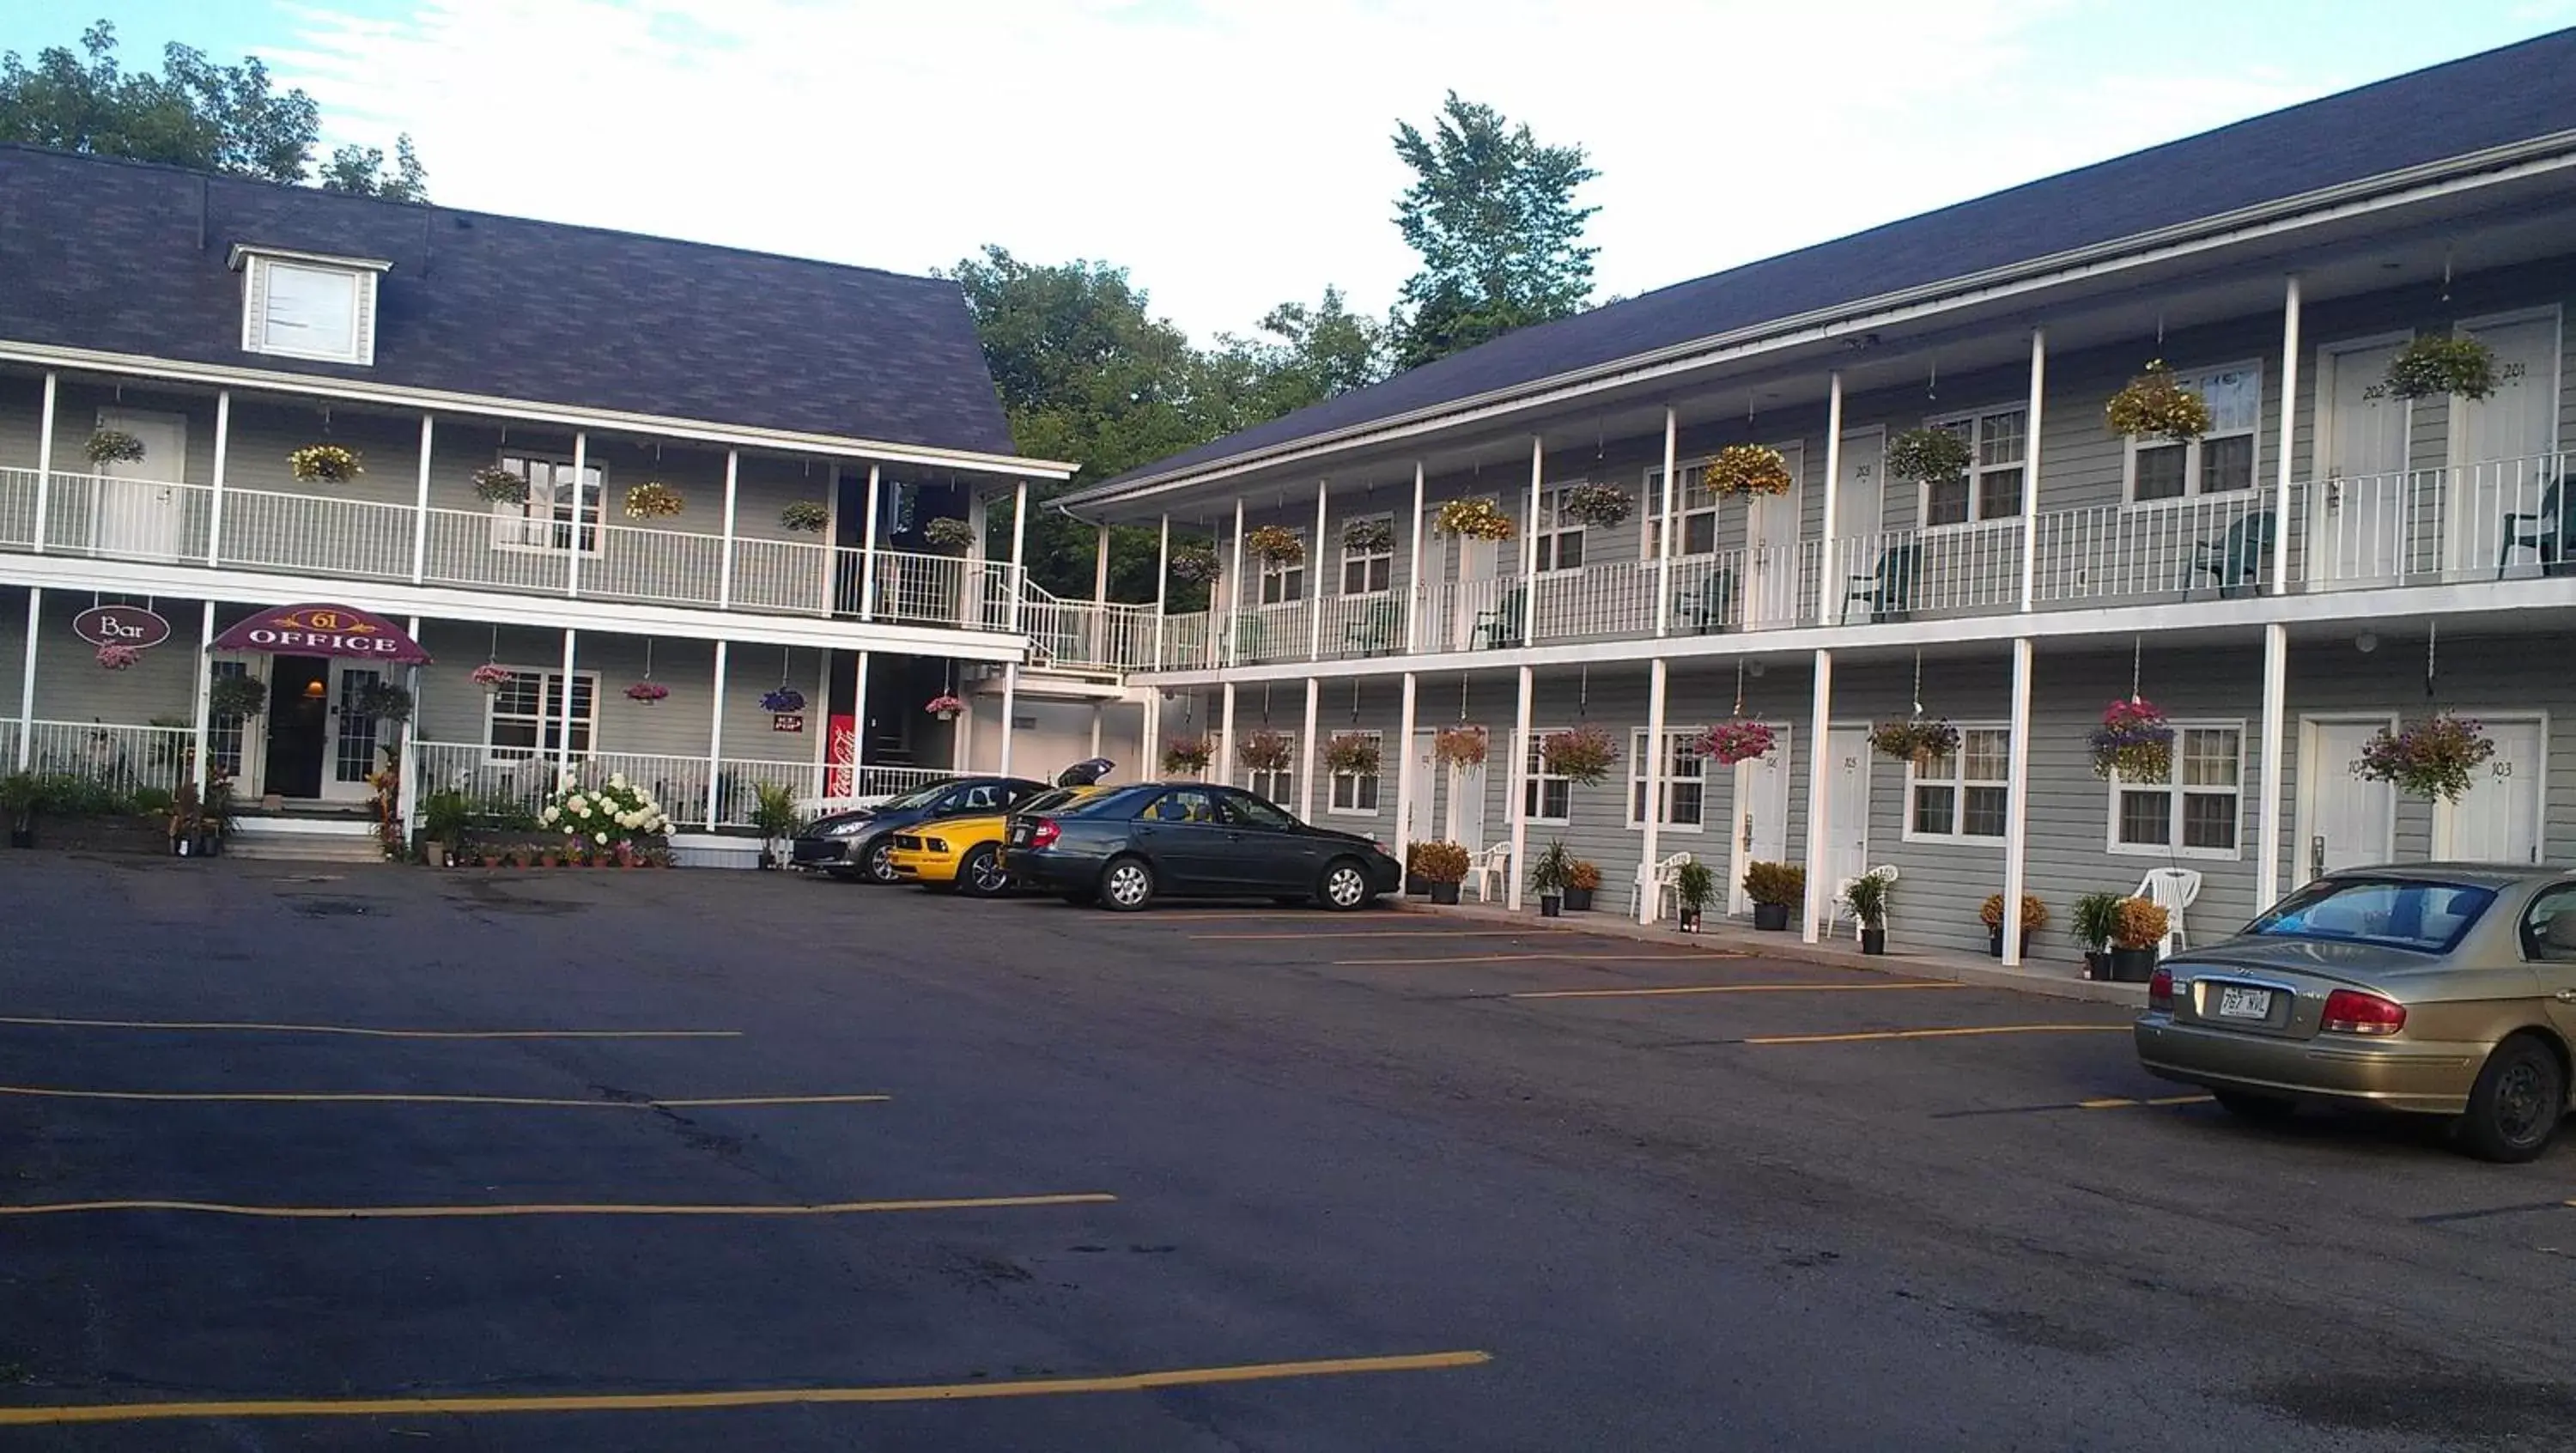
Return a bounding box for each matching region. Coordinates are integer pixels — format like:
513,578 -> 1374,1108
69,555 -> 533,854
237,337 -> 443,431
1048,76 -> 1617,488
72,605 -> 172,650
210,604 -> 432,664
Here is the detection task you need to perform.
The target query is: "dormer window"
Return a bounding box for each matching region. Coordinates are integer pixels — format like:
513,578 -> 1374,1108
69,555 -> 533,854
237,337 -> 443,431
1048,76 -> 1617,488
232,246 -> 389,366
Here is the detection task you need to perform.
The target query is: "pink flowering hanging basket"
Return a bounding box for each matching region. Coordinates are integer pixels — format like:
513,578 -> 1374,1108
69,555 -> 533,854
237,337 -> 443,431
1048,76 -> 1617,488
469,663 -> 513,692
1692,718 -> 1776,766
95,643 -> 141,671
624,680 -> 670,703
926,693 -> 965,720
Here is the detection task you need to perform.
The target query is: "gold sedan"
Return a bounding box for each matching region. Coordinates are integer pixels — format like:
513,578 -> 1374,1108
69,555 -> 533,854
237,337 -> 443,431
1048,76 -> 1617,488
2135,866 -> 2576,1162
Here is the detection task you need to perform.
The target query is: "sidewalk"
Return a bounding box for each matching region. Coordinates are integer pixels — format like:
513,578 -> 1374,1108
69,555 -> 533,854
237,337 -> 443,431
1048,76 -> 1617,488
1388,897 -> 2148,1007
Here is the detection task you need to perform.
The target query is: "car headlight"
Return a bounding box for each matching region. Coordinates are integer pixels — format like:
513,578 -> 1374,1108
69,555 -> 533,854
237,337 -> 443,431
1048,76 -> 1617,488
824,819 -> 873,838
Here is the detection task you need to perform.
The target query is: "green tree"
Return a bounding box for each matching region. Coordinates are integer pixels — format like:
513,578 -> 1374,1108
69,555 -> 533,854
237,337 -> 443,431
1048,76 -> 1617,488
0,20 -> 425,198
1388,92 -> 1599,370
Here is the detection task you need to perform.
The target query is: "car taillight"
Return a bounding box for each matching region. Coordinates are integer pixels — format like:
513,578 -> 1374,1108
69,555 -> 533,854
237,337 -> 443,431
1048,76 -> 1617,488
2320,989 -> 2406,1036
1028,818 -> 1060,848
2148,968 -> 2173,1012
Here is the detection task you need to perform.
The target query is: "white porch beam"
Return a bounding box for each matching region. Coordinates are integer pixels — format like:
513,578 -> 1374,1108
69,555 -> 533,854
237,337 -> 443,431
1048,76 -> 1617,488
408,412 -> 431,584
1655,408 -> 1678,637
1999,637 -> 2036,966
1817,377 -> 1842,627
1089,701 -> 1103,761
1522,437 -> 1543,647
718,449 -> 740,611
1140,690 -> 1160,781
555,628 -> 578,781
1800,648 -> 1834,942
1308,479 -> 1329,662
2254,622 -> 2288,909
565,432 -> 587,600
2019,330 -> 2044,613
1394,671 -> 1419,869
1226,498 -> 1247,668
1152,514 -> 1170,671
998,662 -> 1019,779
398,613 -> 422,842
856,462 -> 880,622
1507,665 -> 1534,911
31,373 -> 54,554
1218,680 -> 1237,787
1405,463 -> 1427,654
1638,656 -> 1668,924
208,391 -> 232,569
851,649 -> 870,771
704,640 -> 728,830
13,587 -> 36,769
1297,676 -> 1321,821
2271,276 -> 2302,597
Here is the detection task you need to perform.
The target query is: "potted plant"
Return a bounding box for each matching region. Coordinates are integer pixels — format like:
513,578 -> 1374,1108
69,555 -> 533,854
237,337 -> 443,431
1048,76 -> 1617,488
1742,860 -> 1804,931
199,769 -> 234,856
421,789 -> 472,869
923,516 -> 978,553
1980,892 -> 2050,959
2385,333 -> 2498,401
167,781 -> 206,858
2355,713 -> 2496,801
624,481 -> 684,520
1433,724 -> 1487,768
209,674 -> 267,719
1540,724 -> 1619,786
2073,891 -> 2125,981
2110,897 -> 2170,982
2105,360 -> 2213,441
1702,443 -> 1794,497
1845,872 -> 1892,955
1885,426 -> 1971,488
1564,859 -> 1601,913
471,465 -> 529,504
1529,840 -> 1576,918
96,643 -> 141,671
1236,728 -> 1294,775
355,681 -> 414,723
1692,718 -> 1775,766
1674,860 -> 1716,933
760,687 -> 806,714
1413,840 -> 1470,904
289,443 -> 364,483
1869,716 -> 1959,766
2,771 -> 42,848
1160,736 -> 1213,776
1170,542 -> 1222,582
2091,697 -> 2175,781
1433,497 -> 1516,540
926,693 -> 965,721
470,663 -> 513,691
1322,733 -> 1380,778
1245,525 -> 1305,565
1558,482 -> 1632,528
1340,518 -> 1394,553
85,428 -> 147,465
624,680 -> 669,703
779,501 -> 829,533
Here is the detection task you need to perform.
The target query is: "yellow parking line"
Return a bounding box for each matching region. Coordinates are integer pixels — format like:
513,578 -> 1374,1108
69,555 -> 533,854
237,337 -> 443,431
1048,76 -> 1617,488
1336,951 -> 1738,966
1510,982 -> 1968,1000
1745,1024 -> 2132,1046
0,1085 -> 886,1109
2079,1094 -> 2216,1110
0,1015 -> 739,1040
0,1193 -> 1115,1221
0,1349 -> 1489,1426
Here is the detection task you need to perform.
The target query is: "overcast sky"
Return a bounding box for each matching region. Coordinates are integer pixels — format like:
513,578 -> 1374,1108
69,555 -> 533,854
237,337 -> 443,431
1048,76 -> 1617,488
12,2 -> 2574,342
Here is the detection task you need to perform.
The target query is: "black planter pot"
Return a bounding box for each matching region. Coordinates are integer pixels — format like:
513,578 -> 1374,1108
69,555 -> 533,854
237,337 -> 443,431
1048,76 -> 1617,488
2083,950 -> 2112,981
1429,880 -> 1461,905
2109,946 -> 2160,982
1753,902 -> 1791,932
7,825 -> 30,849
1860,927 -> 1887,956
1987,928 -> 2034,959
1539,893 -> 1563,919
1562,885 -> 1593,913
197,830 -> 222,858
1678,907 -> 1703,933
1406,872 -> 1431,897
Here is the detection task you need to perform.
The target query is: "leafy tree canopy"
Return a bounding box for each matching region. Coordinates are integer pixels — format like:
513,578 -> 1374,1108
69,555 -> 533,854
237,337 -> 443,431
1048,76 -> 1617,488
1389,92 -> 1598,370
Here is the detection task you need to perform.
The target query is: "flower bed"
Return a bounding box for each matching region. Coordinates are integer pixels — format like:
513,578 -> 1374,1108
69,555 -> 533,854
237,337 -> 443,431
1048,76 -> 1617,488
541,773 -> 674,859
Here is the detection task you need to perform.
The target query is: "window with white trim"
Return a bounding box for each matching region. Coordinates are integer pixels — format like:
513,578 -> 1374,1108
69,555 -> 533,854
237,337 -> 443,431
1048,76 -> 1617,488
1923,409 -> 2025,526
2128,362 -> 2261,503
1640,464 -> 1718,557
1626,728 -> 1705,829
2111,725 -> 2243,856
1258,531 -> 1306,605
1338,516 -> 1393,594
489,453 -> 603,555
235,248 -> 386,366
1907,726 -> 2010,842
1523,729 -> 1571,824
1246,734 -> 1296,806
1328,731 -> 1382,814
1534,488 -> 1589,573
485,669 -> 598,760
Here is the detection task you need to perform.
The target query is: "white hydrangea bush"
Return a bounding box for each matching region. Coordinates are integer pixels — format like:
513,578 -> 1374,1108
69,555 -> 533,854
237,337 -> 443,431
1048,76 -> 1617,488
541,772 -> 675,860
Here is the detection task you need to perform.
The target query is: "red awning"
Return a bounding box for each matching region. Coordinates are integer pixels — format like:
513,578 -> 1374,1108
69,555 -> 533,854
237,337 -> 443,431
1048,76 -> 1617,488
210,604 -> 431,665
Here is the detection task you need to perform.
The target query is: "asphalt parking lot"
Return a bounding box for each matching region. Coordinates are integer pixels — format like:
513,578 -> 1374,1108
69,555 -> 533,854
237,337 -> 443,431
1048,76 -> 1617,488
3,855 -> 2574,1450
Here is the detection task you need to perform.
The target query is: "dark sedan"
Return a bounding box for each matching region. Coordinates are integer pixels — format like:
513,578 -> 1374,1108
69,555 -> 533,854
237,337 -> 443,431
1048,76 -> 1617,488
794,776 -> 1046,883
1003,781 -> 1402,911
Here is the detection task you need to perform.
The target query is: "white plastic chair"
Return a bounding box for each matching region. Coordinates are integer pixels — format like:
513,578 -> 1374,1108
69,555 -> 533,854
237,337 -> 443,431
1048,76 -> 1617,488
1828,864 -> 1900,940
1630,851 -> 1694,921
1467,843 -> 1514,904
2136,868 -> 2202,959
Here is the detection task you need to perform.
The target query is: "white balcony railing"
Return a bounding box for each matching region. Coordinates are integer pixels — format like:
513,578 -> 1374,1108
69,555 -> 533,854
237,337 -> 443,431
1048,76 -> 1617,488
1832,520 -> 2026,624
2033,489 -> 2274,605
1023,587 -> 1159,672
412,743 -> 936,830
1318,592 -> 1407,659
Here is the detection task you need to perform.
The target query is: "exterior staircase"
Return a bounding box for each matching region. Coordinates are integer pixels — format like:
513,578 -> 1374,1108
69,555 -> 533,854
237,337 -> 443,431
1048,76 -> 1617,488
226,816 -> 386,864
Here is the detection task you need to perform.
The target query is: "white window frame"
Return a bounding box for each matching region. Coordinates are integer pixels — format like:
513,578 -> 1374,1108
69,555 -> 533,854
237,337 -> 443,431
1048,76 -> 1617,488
1327,730 -> 1383,816
1522,726 -> 1572,825
1337,515 -> 1394,597
233,246 -> 387,366
482,667 -> 599,763
1533,487 -> 1589,575
1625,727 -> 1706,831
1257,529 -> 1307,606
2105,720 -> 2247,860
1919,407 -> 2026,529
1902,723 -> 2012,844
1639,462 -> 1720,559
2123,361 -> 2263,507
1246,733 -> 1297,806
489,453 -> 605,556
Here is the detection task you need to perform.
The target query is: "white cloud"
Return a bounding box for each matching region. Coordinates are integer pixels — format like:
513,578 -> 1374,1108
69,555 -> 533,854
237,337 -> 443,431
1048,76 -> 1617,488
269,0 -> 2335,341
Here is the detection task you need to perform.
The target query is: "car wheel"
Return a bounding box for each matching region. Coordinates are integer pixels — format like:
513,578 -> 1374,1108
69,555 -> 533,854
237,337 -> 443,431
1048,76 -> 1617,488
2212,1090 -> 2297,1122
957,845 -> 1012,899
2456,1033 -> 2567,1164
859,841 -> 899,885
1098,855 -> 1156,912
1317,857 -> 1374,913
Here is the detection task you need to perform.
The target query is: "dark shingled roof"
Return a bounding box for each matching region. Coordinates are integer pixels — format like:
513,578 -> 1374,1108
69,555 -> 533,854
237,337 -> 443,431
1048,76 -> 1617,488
0,145 -> 1021,458
1086,27 -> 2576,495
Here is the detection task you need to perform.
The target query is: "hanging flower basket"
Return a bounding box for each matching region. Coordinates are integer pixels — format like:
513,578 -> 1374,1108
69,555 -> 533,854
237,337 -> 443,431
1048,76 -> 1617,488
289,444 -> 364,483
925,693 -> 965,720
84,429 -> 146,465
1692,718 -> 1776,766
470,465 -> 526,504
208,675 -> 267,719
923,517 -> 978,553
470,663 -> 513,691
1702,444 -> 1793,498
355,681 -> 414,722
1246,525 -> 1305,566
2385,335 -> 2499,402
760,687 -> 806,714
624,481 -> 684,520
2105,361 -> 2213,442
624,681 -> 670,703
1161,736 -> 1213,775
1434,497 -> 1516,541
1340,517 -> 1394,554
1170,542 -> 1222,582
1559,482 -> 1633,528
1236,728 -> 1294,774
1540,724 -> 1619,786
1323,733 -> 1381,776
2090,697 -> 2176,781
2355,713 -> 2496,802
1434,724 -> 1487,768
1869,717 -> 1959,766
95,642 -> 141,671
1885,427 -> 1971,486
779,502 -> 829,533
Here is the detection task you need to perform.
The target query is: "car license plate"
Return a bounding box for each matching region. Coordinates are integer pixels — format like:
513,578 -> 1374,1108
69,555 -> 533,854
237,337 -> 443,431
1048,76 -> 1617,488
2215,986 -> 2273,1021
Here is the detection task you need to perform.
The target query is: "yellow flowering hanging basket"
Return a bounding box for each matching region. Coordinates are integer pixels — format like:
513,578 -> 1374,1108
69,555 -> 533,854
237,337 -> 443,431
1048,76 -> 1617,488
1702,444 -> 1793,497
1434,497 -> 1517,541
2105,361 -> 2213,442
624,481 -> 685,520
1245,524 -> 1306,565
289,444 -> 363,483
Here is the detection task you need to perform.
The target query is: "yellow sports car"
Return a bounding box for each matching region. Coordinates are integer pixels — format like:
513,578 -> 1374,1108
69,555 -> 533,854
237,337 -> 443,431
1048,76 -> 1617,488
888,784 -> 1107,897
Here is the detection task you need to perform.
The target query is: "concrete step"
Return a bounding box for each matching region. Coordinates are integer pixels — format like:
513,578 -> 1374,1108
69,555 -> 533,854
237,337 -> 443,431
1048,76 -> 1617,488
226,822 -> 387,864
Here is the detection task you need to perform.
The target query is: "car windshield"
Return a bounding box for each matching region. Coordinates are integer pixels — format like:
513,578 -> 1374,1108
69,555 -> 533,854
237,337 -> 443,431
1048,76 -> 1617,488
874,782 -> 954,812
2245,877 -> 2498,954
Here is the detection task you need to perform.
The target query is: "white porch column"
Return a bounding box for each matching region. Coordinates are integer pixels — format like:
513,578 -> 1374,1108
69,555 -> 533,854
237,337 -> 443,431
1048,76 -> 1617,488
1817,376 -> 1843,627
811,648 -> 832,791
555,629 -> 579,781
31,373 -> 54,553
1405,462 -> 1427,653
2019,330 -> 2044,612
1297,677 -> 1321,820
15,587 -> 38,769
1801,648 -> 1835,943
1507,664 -> 1534,911
207,390 -> 232,568
997,663 -> 1019,779
1226,499 -> 1247,666
398,614 -> 422,841
1394,671 -> 1419,867
409,412 -> 432,584
856,463 -> 880,621
1152,514 -> 1170,670
1141,691 -> 1161,779
1638,656 -> 1669,924
1654,407 -> 1679,637
1217,681 -> 1237,786
1092,522 -> 1112,666
565,432 -> 588,599
191,602 -> 217,796
1999,637 -> 2036,967
1308,479 -> 1329,662
2271,276 -> 2302,597
1007,479 -> 1030,630
1088,702 -> 1104,760
704,640 -> 728,829
718,450 -> 740,610
851,650 -> 871,772
2254,622 -> 2289,909
1522,436 -> 1543,647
